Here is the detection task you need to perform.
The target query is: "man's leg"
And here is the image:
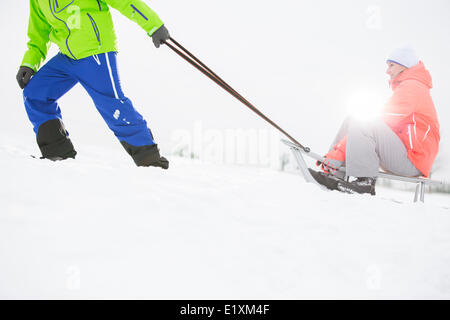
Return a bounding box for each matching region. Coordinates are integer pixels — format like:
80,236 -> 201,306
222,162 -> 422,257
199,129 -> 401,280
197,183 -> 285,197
23,53 -> 78,159
73,52 -> 168,168
346,118 -> 421,178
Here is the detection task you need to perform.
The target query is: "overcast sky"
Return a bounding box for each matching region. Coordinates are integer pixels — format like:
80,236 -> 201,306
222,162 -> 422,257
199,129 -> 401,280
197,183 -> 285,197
1,0 -> 449,161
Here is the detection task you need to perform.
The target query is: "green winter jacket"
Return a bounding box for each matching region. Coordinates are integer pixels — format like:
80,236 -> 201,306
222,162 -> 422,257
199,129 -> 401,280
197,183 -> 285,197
22,0 -> 164,71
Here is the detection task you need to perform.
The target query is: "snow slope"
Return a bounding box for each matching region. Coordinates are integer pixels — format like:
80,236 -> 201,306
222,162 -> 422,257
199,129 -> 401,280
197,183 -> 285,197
1,138 -> 449,300
2,0 -> 450,300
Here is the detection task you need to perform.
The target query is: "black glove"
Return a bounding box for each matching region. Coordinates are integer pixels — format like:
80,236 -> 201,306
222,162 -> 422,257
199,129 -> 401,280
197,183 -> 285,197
16,66 -> 35,89
152,25 -> 170,48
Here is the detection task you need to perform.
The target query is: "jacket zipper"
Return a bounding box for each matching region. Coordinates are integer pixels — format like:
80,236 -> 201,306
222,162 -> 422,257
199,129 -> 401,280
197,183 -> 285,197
407,124 -> 414,150
423,125 -> 431,142
49,0 -> 77,59
87,13 -> 101,48
130,4 -> 148,20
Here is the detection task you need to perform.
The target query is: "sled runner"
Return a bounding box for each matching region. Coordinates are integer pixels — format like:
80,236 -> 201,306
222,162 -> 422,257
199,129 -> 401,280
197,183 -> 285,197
282,139 -> 443,203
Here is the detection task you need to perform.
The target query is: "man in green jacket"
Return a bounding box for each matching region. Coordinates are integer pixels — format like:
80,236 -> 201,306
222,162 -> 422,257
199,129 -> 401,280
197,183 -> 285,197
16,0 -> 170,168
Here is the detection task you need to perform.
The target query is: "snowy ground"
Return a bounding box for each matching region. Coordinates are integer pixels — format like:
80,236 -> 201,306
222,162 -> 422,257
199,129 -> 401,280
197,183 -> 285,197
1,137 -> 449,300
2,0 -> 450,300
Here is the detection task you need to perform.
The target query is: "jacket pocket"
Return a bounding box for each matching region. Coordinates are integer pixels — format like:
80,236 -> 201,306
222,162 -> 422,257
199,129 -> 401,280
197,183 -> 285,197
87,13 -> 101,47
53,0 -> 74,13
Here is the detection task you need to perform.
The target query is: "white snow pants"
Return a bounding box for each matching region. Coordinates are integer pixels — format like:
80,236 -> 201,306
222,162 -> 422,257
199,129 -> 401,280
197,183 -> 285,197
330,117 -> 422,178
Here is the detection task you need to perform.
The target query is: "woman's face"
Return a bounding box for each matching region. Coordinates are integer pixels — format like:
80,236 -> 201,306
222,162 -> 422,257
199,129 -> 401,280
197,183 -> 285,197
386,61 -> 407,80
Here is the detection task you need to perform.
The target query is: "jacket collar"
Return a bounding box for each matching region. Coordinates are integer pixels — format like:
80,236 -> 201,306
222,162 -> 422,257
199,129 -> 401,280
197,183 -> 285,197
389,61 -> 433,90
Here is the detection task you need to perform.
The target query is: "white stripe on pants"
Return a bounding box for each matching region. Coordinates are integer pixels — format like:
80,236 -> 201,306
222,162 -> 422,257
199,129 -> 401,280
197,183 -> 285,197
330,117 -> 422,178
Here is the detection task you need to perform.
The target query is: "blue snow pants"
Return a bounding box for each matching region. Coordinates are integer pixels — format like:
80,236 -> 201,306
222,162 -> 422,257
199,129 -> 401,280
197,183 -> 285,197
23,52 -> 155,147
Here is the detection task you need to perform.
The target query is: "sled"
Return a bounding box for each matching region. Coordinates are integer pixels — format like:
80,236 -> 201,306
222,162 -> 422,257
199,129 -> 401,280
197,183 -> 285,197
282,139 -> 444,203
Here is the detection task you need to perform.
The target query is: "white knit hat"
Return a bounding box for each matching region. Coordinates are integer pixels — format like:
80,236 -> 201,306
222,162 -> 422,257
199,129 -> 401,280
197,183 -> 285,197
387,46 -> 419,68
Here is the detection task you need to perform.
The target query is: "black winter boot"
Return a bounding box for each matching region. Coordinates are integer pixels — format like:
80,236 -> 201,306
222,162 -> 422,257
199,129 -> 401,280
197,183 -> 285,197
337,177 -> 377,196
309,169 -> 376,196
309,169 -> 340,190
37,119 -> 77,161
120,142 -> 169,169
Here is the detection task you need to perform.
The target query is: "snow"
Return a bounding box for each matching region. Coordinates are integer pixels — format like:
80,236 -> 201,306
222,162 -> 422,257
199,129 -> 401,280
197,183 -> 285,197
1,0 -> 450,300
1,140 -> 449,299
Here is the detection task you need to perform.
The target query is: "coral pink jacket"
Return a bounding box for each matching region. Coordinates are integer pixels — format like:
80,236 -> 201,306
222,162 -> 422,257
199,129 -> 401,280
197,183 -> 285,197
326,62 -> 440,177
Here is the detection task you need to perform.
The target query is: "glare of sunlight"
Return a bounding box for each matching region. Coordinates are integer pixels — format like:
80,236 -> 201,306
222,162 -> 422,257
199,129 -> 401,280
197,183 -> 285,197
346,90 -> 385,121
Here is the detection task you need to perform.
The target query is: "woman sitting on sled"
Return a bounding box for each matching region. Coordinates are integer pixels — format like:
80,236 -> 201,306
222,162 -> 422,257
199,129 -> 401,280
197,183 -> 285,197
310,46 -> 440,195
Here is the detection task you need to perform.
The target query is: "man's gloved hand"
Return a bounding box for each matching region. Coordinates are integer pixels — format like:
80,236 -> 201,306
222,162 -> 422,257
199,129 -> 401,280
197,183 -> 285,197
16,66 -> 35,89
151,25 -> 170,48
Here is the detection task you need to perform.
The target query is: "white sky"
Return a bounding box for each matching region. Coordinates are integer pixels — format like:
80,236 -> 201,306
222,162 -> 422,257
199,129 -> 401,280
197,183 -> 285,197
1,0 -> 449,160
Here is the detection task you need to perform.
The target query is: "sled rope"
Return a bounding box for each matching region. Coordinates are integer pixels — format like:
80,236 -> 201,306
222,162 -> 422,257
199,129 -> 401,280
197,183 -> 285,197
164,37 -> 310,153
